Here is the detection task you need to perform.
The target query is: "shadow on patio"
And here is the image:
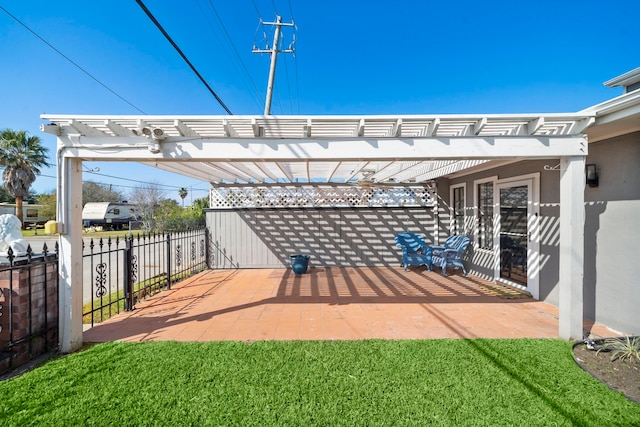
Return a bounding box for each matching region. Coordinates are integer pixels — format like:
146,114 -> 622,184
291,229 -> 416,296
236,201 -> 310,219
83,267 -> 615,343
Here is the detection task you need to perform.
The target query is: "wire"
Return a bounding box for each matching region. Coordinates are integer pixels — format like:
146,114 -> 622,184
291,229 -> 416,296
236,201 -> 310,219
250,0 -> 263,21
203,0 -> 265,110
134,0 -> 233,115
288,0 -> 301,114
283,50 -> 294,114
37,172 -> 209,193
294,51 -> 301,114
0,5 -> 147,114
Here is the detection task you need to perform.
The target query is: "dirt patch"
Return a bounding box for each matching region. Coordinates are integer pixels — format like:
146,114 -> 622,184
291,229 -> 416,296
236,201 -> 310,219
573,342 -> 640,404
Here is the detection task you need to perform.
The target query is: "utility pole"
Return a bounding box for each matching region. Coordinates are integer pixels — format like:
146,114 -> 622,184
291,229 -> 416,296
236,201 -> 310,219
253,15 -> 295,115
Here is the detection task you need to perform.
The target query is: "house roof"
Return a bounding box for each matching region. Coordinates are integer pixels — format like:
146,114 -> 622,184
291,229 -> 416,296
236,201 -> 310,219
41,113 -> 593,186
580,85 -> 640,142
603,67 -> 640,89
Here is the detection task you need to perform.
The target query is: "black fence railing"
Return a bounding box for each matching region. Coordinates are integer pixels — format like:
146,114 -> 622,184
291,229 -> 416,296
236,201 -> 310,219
0,244 -> 59,376
83,228 -> 209,327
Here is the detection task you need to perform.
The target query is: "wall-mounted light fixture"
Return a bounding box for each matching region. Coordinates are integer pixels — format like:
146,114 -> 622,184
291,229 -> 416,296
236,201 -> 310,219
585,163 -> 599,188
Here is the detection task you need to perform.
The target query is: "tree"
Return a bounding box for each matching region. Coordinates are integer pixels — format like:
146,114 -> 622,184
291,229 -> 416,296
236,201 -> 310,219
178,187 -> 188,207
128,182 -> 165,231
83,181 -> 123,206
0,129 -> 50,226
190,196 -> 208,217
36,191 -> 57,220
0,186 -> 14,203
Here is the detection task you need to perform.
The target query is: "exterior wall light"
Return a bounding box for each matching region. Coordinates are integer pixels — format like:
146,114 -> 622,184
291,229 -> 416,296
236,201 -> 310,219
585,163 -> 599,188
134,126 -> 166,153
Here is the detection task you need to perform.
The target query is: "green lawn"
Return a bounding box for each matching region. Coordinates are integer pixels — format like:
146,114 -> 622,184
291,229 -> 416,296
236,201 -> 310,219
1,339 -> 638,426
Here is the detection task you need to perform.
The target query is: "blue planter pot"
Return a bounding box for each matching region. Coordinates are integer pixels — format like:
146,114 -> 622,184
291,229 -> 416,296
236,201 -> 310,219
290,255 -> 310,275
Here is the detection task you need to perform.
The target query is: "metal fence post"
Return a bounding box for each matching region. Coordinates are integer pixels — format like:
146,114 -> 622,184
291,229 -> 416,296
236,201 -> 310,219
123,236 -> 134,311
205,227 -> 211,269
166,233 -> 172,290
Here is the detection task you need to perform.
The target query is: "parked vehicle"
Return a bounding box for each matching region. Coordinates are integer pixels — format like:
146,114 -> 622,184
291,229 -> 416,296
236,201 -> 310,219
0,203 -> 48,228
82,202 -> 140,230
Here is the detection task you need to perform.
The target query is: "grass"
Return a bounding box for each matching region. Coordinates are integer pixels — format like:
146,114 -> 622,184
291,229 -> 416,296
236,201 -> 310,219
82,270 -> 199,324
1,339 -> 639,426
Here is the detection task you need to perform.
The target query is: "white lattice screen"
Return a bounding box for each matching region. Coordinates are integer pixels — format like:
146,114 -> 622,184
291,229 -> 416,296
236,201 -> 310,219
210,186 -> 435,209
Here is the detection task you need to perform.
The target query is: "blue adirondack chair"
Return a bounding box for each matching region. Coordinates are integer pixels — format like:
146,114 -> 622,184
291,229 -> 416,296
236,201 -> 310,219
430,235 -> 470,276
394,232 -> 432,271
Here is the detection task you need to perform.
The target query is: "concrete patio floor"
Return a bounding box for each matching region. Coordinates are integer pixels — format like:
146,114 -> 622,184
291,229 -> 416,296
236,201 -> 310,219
83,266 -> 617,343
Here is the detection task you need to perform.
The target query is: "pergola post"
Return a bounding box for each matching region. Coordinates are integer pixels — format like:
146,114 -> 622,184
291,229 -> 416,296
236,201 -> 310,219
58,155 -> 84,353
559,156 -> 586,340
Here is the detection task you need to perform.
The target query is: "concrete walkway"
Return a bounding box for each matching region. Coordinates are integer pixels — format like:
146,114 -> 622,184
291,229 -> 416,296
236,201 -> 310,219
83,267 -> 616,343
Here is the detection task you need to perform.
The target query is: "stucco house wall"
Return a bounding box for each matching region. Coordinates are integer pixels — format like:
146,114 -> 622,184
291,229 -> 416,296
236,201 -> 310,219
583,131 -> 640,335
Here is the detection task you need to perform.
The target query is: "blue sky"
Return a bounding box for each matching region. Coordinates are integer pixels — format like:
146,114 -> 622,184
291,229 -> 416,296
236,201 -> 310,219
1,0 -> 638,204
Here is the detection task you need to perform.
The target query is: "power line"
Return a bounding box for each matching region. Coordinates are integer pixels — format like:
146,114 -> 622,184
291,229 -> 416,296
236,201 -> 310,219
283,51 -> 293,113
134,0 -> 233,115
287,0 -> 301,113
36,172 -> 209,193
250,0 -> 263,20
0,5 -> 147,114
202,0 -> 265,110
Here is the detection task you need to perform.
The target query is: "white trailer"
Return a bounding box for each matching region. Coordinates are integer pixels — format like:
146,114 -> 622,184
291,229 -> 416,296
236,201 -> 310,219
0,203 -> 48,227
82,202 -> 139,230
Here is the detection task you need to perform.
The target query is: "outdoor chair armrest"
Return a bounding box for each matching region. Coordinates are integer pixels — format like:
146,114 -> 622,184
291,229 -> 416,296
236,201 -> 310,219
443,248 -> 461,259
431,245 -> 445,256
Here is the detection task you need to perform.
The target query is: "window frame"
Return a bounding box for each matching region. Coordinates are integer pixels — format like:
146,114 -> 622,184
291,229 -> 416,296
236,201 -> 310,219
449,183 -> 466,236
473,176 -> 497,251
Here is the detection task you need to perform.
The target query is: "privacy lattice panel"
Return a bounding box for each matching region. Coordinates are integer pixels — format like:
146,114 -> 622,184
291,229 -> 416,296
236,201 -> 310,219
210,186 -> 435,209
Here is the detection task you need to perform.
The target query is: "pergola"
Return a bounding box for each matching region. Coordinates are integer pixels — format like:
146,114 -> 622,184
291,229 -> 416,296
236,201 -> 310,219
41,113 -> 594,352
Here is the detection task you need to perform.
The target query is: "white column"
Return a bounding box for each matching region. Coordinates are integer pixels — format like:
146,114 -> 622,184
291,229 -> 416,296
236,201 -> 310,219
58,155 -> 83,353
559,156 -> 585,340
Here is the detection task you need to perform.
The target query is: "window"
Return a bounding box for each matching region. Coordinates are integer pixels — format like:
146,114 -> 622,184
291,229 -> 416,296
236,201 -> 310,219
477,182 -> 493,250
451,185 -> 465,235
26,209 -> 38,218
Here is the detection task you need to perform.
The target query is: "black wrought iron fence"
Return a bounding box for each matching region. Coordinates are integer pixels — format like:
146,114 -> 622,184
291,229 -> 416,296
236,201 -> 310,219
83,228 -> 209,327
0,244 -> 59,375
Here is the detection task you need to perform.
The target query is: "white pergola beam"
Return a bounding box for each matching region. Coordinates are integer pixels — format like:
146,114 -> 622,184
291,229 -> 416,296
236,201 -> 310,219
105,120 -> 133,136
253,162 -> 280,182
344,162 -> 371,182
274,162 -> 293,182
174,119 -> 198,137
223,119 -> 237,137
426,118 -> 440,136
527,117 -> 544,134
63,135 -> 588,161
393,119 -> 402,137
326,161 -> 342,182
69,119 -> 107,137
474,118 -> 487,135
304,119 -> 312,138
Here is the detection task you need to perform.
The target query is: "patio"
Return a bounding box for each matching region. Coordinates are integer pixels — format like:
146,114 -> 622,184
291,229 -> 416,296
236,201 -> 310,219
83,267 -> 616,343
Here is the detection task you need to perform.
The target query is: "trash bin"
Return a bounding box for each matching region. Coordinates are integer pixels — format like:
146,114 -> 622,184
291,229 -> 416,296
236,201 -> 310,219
44,220 -> 57,235
290,254 -> 310,275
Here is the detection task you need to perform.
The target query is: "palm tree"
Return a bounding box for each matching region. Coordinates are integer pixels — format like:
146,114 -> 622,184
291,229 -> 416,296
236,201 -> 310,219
0,129 -> 50,227
178,187 -> 188,207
